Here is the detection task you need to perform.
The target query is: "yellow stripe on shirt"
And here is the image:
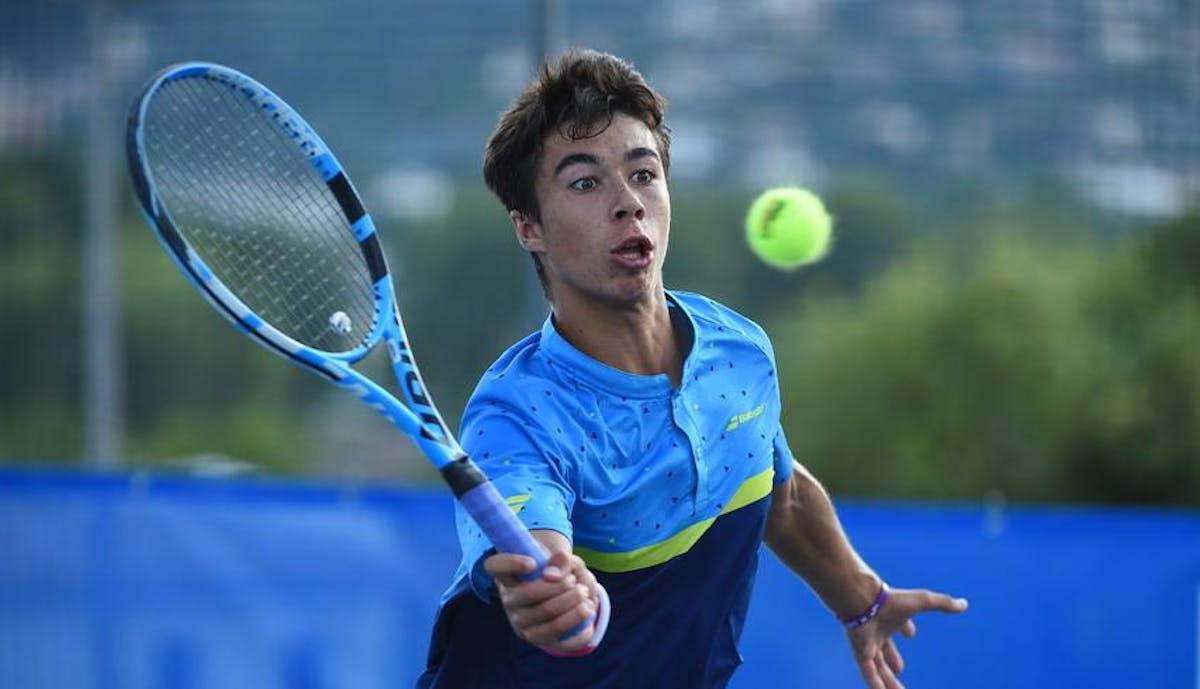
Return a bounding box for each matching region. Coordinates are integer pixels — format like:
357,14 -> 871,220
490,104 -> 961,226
505,494 -> 531,514
574,466 -> 775,573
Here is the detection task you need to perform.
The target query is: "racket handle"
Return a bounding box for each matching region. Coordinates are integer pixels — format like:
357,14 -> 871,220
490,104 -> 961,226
445,457 -> 609,651
456,477 -> 546,569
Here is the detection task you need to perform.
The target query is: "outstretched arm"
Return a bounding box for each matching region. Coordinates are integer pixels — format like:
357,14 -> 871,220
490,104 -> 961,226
764,460 -> 968,689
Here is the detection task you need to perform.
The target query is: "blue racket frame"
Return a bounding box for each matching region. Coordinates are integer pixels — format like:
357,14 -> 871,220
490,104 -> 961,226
126,61 -> 553,579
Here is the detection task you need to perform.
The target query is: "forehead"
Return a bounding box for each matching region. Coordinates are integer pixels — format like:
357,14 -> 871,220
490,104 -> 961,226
539,113 -> 660,174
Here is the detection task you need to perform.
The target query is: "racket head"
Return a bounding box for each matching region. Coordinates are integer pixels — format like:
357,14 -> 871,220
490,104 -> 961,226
126,62 -> 391,369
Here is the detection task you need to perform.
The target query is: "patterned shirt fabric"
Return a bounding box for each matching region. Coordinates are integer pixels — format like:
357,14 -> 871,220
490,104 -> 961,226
418,290 -> 795,689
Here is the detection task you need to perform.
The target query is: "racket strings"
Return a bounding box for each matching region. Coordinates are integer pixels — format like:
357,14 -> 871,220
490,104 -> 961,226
164,77 -> 374,342
143,75 -> 376,353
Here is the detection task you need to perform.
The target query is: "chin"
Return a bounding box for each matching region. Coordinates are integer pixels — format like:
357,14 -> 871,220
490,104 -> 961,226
553,269 -> 662,311
609,277 -> 661,306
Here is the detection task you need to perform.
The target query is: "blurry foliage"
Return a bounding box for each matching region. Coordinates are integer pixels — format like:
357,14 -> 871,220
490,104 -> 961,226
120,215 -> 316,470
0,150 -> 83,462
771,210 -> 1200,506
1,151 -> 1198,506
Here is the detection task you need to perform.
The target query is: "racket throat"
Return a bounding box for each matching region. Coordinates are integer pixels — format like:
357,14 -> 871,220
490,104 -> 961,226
440,455 -> 488,497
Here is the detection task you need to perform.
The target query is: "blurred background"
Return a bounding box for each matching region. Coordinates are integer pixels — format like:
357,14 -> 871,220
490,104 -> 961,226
1,1 -> 1198,688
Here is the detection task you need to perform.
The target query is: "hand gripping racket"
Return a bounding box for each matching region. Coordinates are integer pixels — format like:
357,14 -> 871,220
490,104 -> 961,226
126,62 -> 608,651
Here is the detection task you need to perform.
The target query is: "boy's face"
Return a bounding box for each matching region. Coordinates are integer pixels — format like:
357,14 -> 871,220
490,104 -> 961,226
512,113 -> 670,312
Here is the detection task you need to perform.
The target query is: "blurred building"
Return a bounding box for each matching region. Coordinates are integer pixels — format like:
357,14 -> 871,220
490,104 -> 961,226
2,0 -> 1197,217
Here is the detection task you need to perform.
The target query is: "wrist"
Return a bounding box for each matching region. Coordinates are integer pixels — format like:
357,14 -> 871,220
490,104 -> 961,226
840,582 -> 889,630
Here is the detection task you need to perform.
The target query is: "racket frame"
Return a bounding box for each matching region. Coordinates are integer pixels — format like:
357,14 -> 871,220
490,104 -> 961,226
126,62 -> 607,648
127,62 -> 466,465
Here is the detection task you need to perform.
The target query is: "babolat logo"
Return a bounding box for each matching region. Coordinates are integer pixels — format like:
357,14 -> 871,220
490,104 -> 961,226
726,404 -> 766,432
506,494 -> 532,514
388,338 -> 452,446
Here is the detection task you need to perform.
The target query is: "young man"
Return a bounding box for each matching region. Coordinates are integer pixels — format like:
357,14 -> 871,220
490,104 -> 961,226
417,48 -> 967,689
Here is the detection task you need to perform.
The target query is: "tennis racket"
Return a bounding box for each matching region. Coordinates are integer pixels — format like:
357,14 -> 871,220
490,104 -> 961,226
125,62 -> 607,649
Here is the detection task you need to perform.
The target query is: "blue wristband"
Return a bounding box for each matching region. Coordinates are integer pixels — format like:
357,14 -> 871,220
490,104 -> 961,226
842,583 -> 889,630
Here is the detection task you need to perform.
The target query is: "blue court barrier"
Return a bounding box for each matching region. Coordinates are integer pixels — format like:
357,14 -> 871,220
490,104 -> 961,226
0,468 -> 1196,688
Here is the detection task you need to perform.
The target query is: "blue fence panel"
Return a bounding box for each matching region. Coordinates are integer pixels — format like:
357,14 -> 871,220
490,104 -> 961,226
737,503 -> 1200,688
1,469 -> 1197,689
0,471 -> 455,689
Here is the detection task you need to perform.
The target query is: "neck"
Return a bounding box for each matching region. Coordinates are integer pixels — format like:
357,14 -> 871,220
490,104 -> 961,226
551,290 -> 684,386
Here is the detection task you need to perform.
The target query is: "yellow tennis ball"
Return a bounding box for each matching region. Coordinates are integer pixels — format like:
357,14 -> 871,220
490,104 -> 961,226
745,186 -> 833,270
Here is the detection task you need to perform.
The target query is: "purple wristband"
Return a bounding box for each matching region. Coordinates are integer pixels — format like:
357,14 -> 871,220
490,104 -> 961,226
841,584 -> 889,630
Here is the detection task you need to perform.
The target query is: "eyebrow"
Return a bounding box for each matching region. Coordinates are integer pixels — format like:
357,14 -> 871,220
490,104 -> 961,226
552,147 -> 661,177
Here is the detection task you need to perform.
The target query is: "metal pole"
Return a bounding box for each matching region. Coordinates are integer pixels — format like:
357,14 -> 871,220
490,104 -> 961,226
533,0 -> 565,64
82,0 -> 124,467
524,0 -> 566,327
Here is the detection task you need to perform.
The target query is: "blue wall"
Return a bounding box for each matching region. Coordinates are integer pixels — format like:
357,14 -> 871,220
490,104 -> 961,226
1,469 -> 1197,688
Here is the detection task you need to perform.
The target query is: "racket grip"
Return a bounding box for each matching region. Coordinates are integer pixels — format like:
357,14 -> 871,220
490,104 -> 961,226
457,478 -> 546,569
451,466 -> 608,651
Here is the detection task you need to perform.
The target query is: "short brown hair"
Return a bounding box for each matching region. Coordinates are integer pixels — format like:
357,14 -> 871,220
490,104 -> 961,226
483,48 -> 671,221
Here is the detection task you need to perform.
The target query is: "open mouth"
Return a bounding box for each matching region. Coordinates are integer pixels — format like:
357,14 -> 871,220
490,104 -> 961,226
612,236 -> 653,260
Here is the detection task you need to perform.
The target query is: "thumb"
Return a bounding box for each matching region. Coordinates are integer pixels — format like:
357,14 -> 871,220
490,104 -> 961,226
904,589 -> 969,614
483,552 -> 539,580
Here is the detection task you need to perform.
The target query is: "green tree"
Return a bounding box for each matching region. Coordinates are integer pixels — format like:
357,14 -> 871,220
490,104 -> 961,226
771,216 -> 1200,506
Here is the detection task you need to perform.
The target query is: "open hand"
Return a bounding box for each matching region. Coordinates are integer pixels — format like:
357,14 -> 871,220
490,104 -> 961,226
848,587 -> 968,689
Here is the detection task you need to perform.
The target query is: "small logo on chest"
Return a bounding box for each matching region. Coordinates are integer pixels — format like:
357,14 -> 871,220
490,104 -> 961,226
725,403 -> 766,432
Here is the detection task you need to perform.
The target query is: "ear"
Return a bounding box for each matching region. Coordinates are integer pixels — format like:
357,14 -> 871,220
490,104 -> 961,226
510,210 -> 546,253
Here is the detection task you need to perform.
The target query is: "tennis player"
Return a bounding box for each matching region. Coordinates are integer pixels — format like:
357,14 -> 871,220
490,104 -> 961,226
417,48 -> 967,689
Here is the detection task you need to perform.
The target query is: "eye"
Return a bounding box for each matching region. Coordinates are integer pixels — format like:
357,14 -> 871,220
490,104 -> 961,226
569,177 -> 597,191
631,168 -> 656,185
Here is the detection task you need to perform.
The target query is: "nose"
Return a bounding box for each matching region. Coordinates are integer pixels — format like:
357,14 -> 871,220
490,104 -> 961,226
611,182 -> 646,222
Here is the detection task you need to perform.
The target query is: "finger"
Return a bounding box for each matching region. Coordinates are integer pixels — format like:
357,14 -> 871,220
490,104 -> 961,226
501,576 -> 577,609
914,590 -> 969,614
900,619 -> 917,638
541,618 -> 595,653
883,638 -> 905,675
857,653 -> 885,689
565,554 -> 599,590
522,594 -> 597,649
875,653 -> 905,689
560,554 -> 603,608
518,583 -> 592,628
540,551 -> 574,583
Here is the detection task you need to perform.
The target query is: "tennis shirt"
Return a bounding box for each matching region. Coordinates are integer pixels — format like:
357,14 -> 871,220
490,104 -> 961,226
417,290 -> 795,689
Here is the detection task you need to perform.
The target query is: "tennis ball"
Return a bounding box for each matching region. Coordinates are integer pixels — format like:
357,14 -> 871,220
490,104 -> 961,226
745,186 -> 833,270
328,310 -> 352,335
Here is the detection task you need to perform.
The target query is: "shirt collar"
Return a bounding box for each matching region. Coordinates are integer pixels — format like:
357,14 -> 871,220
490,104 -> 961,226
538,291 -> 698,398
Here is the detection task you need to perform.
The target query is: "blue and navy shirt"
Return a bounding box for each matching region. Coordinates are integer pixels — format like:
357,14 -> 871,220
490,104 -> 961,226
418,291 -> 795,689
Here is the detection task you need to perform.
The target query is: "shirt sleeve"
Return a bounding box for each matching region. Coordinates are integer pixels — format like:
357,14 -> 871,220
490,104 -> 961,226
455,403 -> 576,602
761,328 -> 796,486
772,425 -> 796,485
